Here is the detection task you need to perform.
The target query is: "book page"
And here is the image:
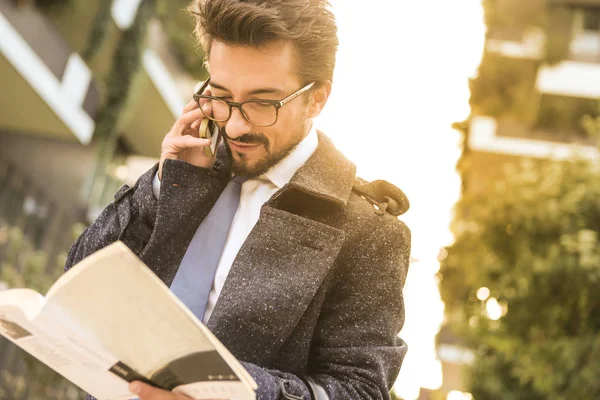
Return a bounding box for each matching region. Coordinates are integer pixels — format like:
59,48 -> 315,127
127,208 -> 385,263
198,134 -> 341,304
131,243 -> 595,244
0,304 -> 135,400
0,288 -> 44,320
42,242 -> 218,377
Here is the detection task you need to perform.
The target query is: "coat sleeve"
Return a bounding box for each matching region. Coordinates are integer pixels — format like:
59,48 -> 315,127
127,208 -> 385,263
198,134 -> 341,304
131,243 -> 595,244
240,219 -> 411,400
65,164 -> 158,271
64,157 -> 228,273
64,164 -> 160,272
65,165 -> 159,400
68,159 -> 225,400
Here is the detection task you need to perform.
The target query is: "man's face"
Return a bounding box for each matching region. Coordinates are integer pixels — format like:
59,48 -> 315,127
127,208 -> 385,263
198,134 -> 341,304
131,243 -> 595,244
208,40 -> 312,177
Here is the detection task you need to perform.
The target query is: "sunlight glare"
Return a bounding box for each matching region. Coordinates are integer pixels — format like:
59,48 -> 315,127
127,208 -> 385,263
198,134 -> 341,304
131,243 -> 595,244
321,1 -> 486,398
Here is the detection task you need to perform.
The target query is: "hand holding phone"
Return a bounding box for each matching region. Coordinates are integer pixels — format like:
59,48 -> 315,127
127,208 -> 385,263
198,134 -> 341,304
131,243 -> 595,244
158,82 -> 219,180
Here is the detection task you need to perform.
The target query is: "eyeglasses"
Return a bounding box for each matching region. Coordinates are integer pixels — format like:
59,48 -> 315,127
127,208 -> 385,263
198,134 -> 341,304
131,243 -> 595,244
193,77 -> 315,127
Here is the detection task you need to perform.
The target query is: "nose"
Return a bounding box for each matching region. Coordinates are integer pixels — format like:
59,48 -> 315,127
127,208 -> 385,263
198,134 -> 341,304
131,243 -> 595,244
224,106 -> 253,140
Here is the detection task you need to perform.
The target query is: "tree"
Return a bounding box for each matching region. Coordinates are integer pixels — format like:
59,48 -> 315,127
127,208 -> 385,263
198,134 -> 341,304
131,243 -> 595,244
439,157 -> 600,399
156,0 -> 208,79
81,0 -> 207,202
84,0 -> 157,202
447,5 -> 600,396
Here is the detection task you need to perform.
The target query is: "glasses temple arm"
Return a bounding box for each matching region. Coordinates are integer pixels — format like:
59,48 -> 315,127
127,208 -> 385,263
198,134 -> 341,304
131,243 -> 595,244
194,77 -> 212,96
277,81 -> 316,107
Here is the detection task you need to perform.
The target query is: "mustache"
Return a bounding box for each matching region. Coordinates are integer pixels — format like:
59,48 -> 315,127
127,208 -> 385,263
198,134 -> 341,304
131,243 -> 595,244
222,128 -> 269,146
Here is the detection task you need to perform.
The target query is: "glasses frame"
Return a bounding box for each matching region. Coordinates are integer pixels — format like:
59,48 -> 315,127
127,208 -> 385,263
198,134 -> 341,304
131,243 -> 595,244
193,77 -> 316,127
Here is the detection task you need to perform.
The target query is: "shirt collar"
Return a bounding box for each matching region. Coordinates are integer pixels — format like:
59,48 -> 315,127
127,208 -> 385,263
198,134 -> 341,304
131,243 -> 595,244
260,124 -> 318,189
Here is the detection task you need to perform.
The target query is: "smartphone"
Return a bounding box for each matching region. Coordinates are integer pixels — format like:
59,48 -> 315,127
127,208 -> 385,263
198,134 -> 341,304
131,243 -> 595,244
198,118 -> 221,157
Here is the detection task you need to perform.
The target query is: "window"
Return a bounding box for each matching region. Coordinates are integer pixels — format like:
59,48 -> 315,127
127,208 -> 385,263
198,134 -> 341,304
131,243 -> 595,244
535,94 -> 598,140
583,9 -> 600,31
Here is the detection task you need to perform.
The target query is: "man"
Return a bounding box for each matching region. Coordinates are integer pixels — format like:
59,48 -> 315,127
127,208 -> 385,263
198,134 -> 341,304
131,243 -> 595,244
65,0 -> 411,399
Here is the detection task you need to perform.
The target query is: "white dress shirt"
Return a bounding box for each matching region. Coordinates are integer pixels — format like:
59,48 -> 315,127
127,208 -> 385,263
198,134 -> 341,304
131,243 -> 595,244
152,125 -> 318,322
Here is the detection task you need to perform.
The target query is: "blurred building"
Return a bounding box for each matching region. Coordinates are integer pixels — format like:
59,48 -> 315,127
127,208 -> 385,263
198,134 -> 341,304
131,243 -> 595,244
0,1 -> 198,397
436,1 -> 600,398
466,0 -> 600,194
0,0 -> 198,268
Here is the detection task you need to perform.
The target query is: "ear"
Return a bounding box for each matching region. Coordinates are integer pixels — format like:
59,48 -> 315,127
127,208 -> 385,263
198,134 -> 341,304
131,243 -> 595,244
307,81 -> 332,118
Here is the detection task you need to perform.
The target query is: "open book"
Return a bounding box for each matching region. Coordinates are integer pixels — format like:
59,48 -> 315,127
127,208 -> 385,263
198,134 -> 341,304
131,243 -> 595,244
0,242 -> 257,400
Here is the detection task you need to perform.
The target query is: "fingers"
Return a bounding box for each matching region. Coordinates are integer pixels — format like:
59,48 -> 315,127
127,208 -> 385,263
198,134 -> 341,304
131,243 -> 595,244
129,381 -> 190,400
172,108 -> 207,134
171,90 -> 215,137
159,90 -> 218,176
182,119 -> 200,138
181,128 -> 199,138
182,118 -> 202,138
163,135 -> 212,152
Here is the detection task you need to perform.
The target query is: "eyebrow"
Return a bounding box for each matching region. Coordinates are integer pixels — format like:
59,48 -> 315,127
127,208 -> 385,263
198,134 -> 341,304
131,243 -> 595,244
209,81 -> 285,96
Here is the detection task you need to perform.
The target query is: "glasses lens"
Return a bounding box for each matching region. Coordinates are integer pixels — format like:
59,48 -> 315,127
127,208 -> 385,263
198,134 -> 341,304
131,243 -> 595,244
197,97 -> 229,122
241,101 -> 278,126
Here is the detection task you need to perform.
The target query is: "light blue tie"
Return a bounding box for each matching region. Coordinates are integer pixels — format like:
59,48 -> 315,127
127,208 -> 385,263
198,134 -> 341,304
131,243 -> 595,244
170,175 -> 246,321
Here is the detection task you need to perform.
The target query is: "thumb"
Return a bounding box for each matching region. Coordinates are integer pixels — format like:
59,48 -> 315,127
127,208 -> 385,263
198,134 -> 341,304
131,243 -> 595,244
129,381 -> 193,400
129,381 -> 166,400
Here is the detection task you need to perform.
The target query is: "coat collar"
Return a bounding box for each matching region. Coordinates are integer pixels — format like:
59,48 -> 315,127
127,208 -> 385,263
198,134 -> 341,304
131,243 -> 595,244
262,125 -> 318,189
214,131 -> 357,207
284,131 -> 356,206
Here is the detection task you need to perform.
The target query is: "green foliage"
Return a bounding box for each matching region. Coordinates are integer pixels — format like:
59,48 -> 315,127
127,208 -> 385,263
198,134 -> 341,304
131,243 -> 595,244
156,0 -> 208,79
449,1 -> 600,397
469,55 -> 539,123
470,351 -> 540,400
451,120 -> 472,193
86,0 -> 155,201
80,0 -> 207,202
82,0 -> 113,62
439,159 -> 600,399
95,0 -> 155,143
536,95 -> 599,138
582,102 -> 600,145
0,223 -> 82,399
34,0 -> 79,11
0,226 -> 62,293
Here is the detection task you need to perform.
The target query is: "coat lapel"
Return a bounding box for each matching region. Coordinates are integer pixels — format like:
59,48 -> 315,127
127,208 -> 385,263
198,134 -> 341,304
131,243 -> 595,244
207,132 -> 357,363
140,146 -> 232,285
207,207 -> 346,364
285,132 -> 356,207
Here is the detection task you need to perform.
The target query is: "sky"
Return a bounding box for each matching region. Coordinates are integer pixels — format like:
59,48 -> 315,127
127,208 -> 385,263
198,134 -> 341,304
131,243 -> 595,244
318,1 -> 486,398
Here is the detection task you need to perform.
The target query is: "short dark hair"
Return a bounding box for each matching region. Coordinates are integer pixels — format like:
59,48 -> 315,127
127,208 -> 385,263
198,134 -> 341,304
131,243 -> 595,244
188,0 -> 339,85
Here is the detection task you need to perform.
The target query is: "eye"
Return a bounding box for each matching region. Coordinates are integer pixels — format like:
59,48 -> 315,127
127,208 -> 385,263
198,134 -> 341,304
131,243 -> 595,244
211,91 -> 231,100
255,102 -> 273,108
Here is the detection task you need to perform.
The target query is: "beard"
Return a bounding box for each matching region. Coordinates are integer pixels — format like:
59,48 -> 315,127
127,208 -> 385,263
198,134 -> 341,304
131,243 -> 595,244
222,115 -> 309,178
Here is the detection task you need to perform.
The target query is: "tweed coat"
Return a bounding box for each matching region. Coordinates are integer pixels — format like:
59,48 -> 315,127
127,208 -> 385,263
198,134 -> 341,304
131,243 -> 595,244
65,132 -> 411,400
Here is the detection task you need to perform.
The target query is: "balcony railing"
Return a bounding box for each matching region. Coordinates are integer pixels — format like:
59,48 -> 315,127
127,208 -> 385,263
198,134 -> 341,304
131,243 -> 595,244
570,30 -> 600,61
0,0 -> 99,144
0,156 -> 84,271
